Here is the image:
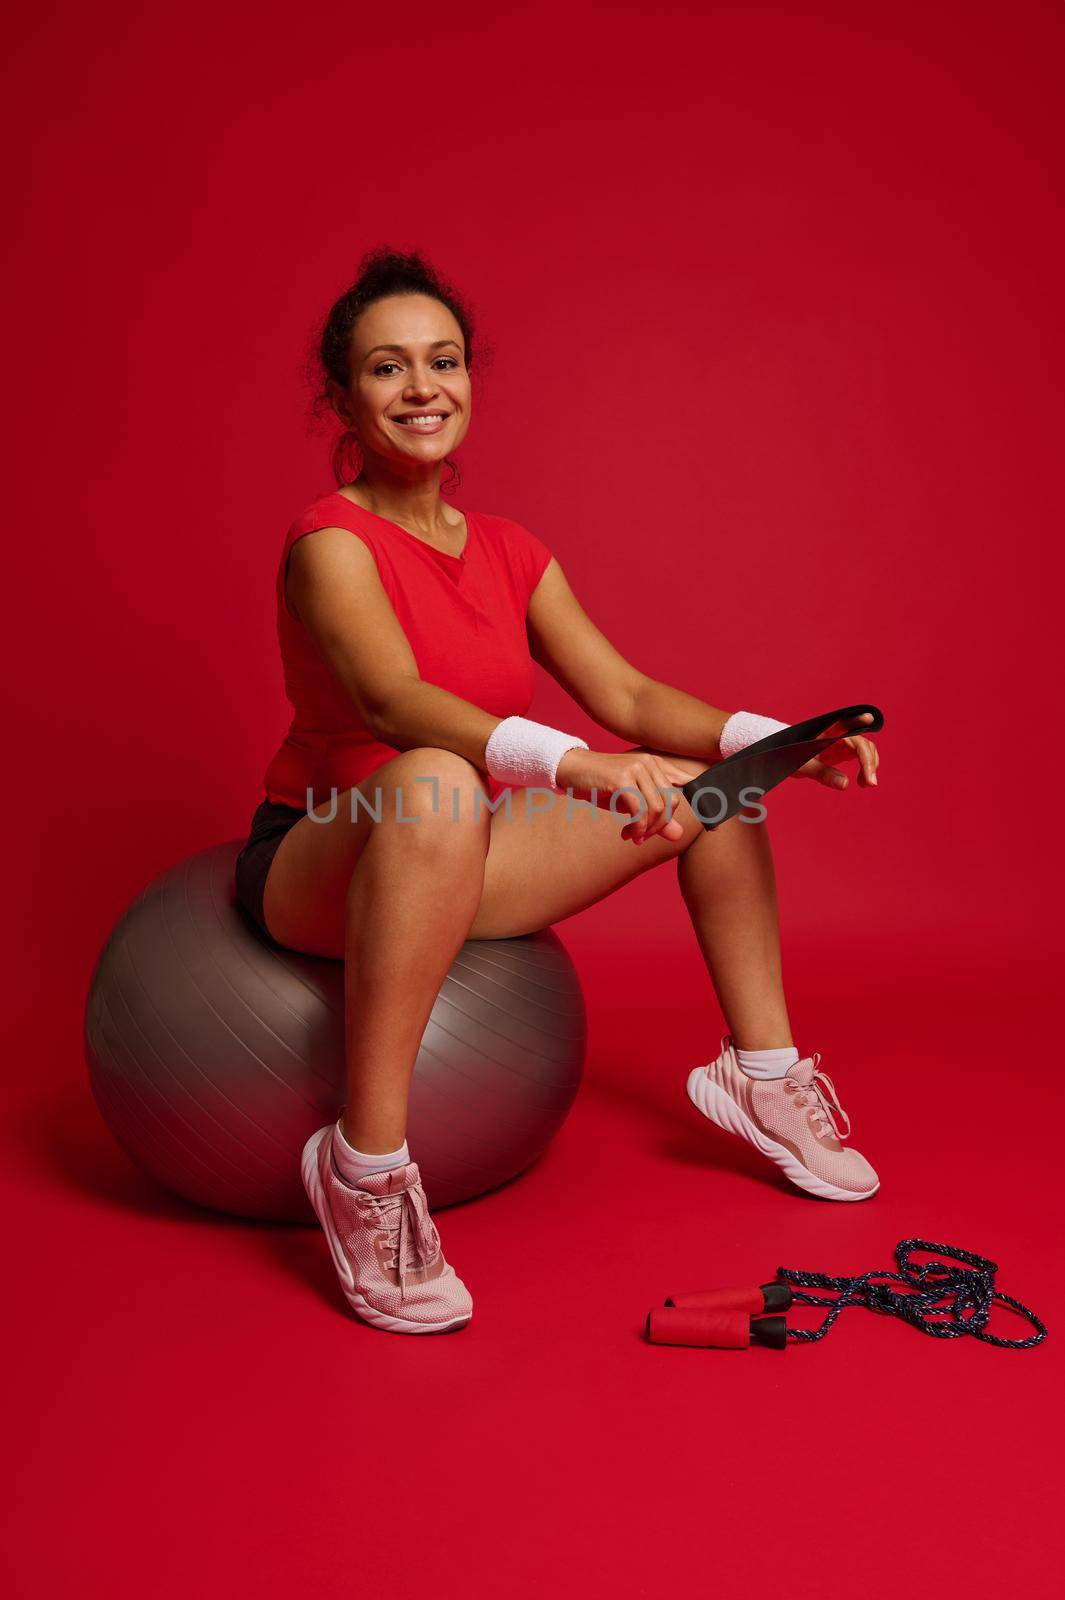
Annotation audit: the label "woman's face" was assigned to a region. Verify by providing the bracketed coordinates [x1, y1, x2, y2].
[336, 293, 472, 471]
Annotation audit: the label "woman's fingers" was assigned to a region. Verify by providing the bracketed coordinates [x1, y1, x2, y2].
[612, 761, 651, 841]
[847, 713, 878, 784]
[854, 735, 879, 786]
[643, 757, 685, 842]
[818, 732, 880, 786]
[619, 756, 682, 844]
[620, 761, 664, 843]
[797, 757, 848, 788]
[800, 745, 880, 791]
[608, 726, 882, 837]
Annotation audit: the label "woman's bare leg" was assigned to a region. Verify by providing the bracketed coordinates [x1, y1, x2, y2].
[340, 758, 490, 1151]
[674, 816, 794, 1050]
[261, 749, 491, 1152]
[468, 748, 795, 1050]
[261, 742, 795, 1154]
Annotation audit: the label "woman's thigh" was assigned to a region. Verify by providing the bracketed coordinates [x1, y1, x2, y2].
[262, 742, 722, 953]
[261, 747, 491, 957]
[468, 746, 711, 939]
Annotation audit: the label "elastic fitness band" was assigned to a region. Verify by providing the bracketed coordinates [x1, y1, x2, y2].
[646, 1239, 1048, 1351]
[680, 703, 886, 829]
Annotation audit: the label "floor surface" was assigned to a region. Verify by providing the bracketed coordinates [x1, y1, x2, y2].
[7, 899, 1061, 1599]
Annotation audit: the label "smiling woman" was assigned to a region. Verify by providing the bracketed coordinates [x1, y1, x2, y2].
[313, 251, 477, 490]
[232, 244, 883, 1336]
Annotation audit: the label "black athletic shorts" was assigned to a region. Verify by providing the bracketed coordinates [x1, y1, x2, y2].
[233, 797, 305, 941]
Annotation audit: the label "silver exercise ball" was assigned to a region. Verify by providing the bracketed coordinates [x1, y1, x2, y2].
[84, 841, 587, 1219]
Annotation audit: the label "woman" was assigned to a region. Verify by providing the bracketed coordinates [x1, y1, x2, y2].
[234, 248, 881, 1337]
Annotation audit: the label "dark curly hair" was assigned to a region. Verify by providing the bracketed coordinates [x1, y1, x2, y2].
[312, 246, 480, 492]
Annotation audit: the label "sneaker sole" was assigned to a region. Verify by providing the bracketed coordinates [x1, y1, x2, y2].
[685, 1068, 879, 1203]
[300, 1128, 473, 1334]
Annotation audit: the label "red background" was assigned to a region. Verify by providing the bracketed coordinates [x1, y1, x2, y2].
[6, 1, 1064, 1595]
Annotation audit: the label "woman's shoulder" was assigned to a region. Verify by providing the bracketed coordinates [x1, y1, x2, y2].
[473, 508, 546, 545]
[276, 493, 385, 597]
[280, 492, 390, 569]
[473, 506, 528, 525]
[287, 488, 367, 535]
[474, 510, 553, 589]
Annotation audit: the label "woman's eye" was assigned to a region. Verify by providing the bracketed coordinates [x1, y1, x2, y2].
[373, 356, 459, 376]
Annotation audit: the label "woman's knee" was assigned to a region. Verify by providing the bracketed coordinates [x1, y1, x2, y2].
[371, 747, 492, 836]
[625, 745, 775, 855]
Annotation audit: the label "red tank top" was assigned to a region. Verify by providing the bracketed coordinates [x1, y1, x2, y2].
[262, 490, 553, 810]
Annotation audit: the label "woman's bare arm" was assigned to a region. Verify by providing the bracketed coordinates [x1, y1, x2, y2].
[286, 528, 503, 767]
[527, 557, 734, 759]
[288, 529, 736, 779]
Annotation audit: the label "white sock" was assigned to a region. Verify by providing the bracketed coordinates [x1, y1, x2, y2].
[735, 1044, 800, 1080]
[332, 1120, 410, 1188]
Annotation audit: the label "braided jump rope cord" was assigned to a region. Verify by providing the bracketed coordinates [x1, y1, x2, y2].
[680, 704, 885, 832]
[776, 1239, 1048, 1348]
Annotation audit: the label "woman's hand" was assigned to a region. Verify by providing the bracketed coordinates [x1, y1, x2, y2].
[554, 748, 696, 844]
[793, 711, 880, 791]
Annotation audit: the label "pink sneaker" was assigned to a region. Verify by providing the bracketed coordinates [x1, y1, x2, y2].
[300, 1126, 473, 1333]
[686, 1033, 880, 1201]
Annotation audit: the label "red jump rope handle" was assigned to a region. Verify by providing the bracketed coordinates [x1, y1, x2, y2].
[663, 1282, 793, 1314]
[646, 1307, 787, 1350]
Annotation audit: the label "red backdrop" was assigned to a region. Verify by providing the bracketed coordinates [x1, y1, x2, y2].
[6, 2, 1063, 1595]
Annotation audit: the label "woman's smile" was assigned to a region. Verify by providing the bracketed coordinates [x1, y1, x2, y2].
[391, 411, 450, 434]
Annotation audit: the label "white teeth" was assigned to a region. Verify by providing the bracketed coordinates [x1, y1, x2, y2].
[397, 414, 445, 427]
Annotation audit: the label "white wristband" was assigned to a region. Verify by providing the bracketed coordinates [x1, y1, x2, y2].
[484, 716, 589, 791]
[718, 710, 789, 760]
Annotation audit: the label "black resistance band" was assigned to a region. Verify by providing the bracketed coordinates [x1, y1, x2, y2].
[680, 704, 886, 830]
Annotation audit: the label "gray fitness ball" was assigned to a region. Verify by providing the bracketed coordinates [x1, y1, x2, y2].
[84, 841, 587, 1220]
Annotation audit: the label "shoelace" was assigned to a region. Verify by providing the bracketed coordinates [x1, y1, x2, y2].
[722, 1034, 853, 1142]
[358, 1185, 440, 1290]
[787, 1054, 852, 1142]
[778, 1239, 1048, 1347]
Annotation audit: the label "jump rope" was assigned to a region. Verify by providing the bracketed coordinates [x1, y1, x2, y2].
[649, 708, 1048, 1353]
[646, 1239, 1048, 1351]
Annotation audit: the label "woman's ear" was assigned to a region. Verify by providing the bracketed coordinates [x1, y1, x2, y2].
[327, 378, 355, 429]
